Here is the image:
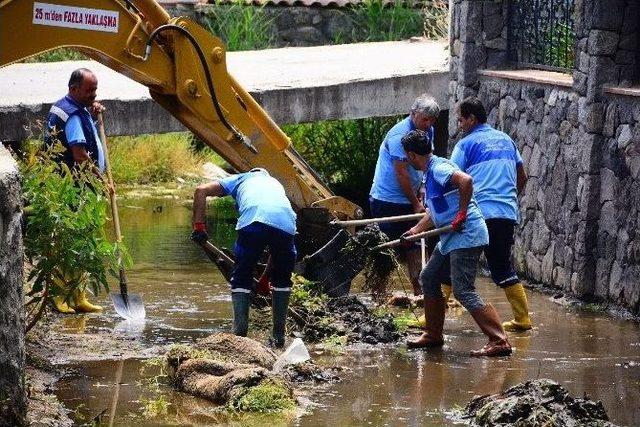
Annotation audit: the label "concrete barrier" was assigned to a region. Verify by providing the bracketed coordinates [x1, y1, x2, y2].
[0, 40, 448, 141]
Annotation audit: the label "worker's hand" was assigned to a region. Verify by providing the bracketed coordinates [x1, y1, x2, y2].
[190, 222, 208, 243]
[256, 274, 271, 296]
[90, 101, 105, 117]
[400, 229, 417, 248]
[451, 210, 467, 232]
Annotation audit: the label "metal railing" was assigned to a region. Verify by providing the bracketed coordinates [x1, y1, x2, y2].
[507, 0, 576, 72]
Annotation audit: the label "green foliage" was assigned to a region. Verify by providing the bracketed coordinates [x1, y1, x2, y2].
[141, 394, 170, 418]
[230, 379, 295, 412]
[24, 48, 87, 63]
[350, 0, 425, 42]
[203, 0, 276, 51]
[284, 116, 403, 211]
[290, 274, 325, 310]
[21, 142, 120, 323]
[421, 0, 449, 40]
[392, 310, 419, 332]
[547, 23, 575, 70]
[107, 132, 219, 185]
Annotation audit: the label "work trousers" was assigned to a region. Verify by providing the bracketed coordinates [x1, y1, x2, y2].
[484, 218, 519, 288]
[230, 222, 296, 293]
[421, 245, 485, 312]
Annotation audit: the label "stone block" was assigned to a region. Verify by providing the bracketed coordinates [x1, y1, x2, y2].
[616, 228, 629, 261]
[484, 37, 506, 51]
[595, 257, 613, 298]
[459, 0, 483, 42]
[577, 51, 590, 73]
[485, 50, 507, 69]
[581, 101, 605, 134]
[526, 251, 542, 282]
[482, 13, 504, 40]
[599, 167, 617, 202]
[617, 124, 633, 149]
[615, 49, 637, 65]
[542, 242, 555, 284]
[458, 42, 486, 86]
[621, 266, 640, 313]
[483, 1, 503, 17]
[588, 56, 619, 97]
[587, 30, 619, 56]
[573, 71, 587, 96]
[622, 1, 640, 33]
[618, 32, 639, 51]
[598, 200, 618, 236]
[591, 0, 625, 31]
[603, 103, 618, 137]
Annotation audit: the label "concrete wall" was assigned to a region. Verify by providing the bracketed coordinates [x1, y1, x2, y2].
[450, 0, 640, 314]
[0, 144, 26, 426]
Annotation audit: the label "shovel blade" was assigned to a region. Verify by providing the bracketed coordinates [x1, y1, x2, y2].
[110, 293, 146, 320]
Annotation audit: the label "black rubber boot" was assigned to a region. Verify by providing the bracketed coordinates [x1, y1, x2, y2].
[231, 292, 251, 337]
[271, 291, 290, 348]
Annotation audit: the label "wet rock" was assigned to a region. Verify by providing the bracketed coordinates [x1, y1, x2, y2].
[462, 379, 616, 426]
[194, 333, 277, 369]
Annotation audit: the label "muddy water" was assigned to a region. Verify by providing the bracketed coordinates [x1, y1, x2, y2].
[53, 197, 640, 426]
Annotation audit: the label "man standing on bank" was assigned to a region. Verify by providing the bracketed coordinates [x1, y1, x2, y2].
[44, 67, 106, 314]
[451, 97, 532, 332]
[191, 168, 296, 348]
[401, 130, 512, 357]
[369, 94, 440, 295]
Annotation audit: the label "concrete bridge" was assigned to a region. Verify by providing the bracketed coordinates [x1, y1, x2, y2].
[0, 39, 448, 141]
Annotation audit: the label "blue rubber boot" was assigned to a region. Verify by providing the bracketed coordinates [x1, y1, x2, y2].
[231, 292, 251, 337]
[271, 291, 290, 348]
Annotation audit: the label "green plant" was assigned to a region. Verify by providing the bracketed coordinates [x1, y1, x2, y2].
[350, 0, 424, 42]
[107, 132, 218, 185]
[141, 394, 170, 418]
[24, 48, 87, 63]
[203, 0, 276, 51]
[284, 116, 402, 211]
[230, 380, 295, 412]
[392, 310, 419, 332]
[547, 23, 575, 70]
[21, 142, 121, 331]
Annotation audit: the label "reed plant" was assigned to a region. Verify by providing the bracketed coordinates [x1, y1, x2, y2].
[202, 0, 276, 51]
[351, 0, 424, 42]
[107, 132, 220, 184]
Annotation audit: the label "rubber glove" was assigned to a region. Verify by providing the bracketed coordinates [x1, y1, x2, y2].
[190, 222, 208, 243]
[451, 210, 467, 232]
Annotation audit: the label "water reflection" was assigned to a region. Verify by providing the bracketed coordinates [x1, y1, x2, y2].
[53, 198, 640, 426]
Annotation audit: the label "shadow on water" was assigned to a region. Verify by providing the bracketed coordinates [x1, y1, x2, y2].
[53, 197, 640, 426]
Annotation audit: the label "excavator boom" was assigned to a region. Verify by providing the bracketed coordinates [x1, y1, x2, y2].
[0, 0, 363, 221]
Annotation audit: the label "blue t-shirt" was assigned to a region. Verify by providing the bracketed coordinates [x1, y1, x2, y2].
[370, 116, 434, 204]
[219, 169, 297, 235]
[424, 156, 488, 254]
[450, 124, 523, 222]
[65, 114, 105, 173]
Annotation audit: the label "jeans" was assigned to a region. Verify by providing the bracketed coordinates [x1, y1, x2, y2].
[421, 245, 485, 312]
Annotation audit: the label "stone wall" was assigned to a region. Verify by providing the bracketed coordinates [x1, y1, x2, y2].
[181, 4, 424, 47]
[450, 0, 640, 314]
[0, 144, 26, 425]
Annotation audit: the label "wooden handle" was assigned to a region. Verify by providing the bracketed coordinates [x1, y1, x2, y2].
[331, 212, 426, 227]
[373, 225, 454, 251]
[97, 112, 122, 243]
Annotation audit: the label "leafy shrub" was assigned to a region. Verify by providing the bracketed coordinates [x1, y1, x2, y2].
[284, 116, 403, 212]
[203, 0, 276, 51]
[21, 142, 120, 330]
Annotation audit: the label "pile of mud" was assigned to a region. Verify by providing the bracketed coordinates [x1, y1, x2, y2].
[287, 292, 401, 344]
[461, 379, 616, 426]
[165, 333, 339, 411]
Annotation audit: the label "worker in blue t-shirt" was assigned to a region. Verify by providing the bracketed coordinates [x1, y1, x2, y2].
[42, 68, 107, 314]
[401, 130, 511, 357]
[191, 168, 297, 348]
[369, 94, 440, 296]
[451, 97, 532, 332]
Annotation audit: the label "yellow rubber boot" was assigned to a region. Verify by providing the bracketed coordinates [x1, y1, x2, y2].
[502, 283, 532, 331]
[412, 284, 453, 328]
[52, 296, 76, 314]
[72, 289, 103, 313]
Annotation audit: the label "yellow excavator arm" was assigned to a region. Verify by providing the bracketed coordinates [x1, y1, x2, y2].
[0, 0, 363, 220]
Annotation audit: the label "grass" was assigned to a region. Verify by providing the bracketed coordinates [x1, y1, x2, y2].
[107, 132, 224, 185]
[203, 0, 276, 51]
[24, 48, 87, 63]
[231, 379, 295, 412]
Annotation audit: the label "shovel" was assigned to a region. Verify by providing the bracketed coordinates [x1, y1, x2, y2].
[97, 112, 146, 320]
[373, 225, 454, 251]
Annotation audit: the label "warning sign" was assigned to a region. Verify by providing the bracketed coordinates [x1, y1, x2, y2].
[33, 2, 119, 33]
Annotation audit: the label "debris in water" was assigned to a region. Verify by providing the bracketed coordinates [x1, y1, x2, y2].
[460, 379, 616, 426]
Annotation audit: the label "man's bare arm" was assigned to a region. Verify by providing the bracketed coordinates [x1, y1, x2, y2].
[516, 164, 527, 195]
[393, 160, 425, 213]
[192, 182, 225, 224]
[450, 171, 473, 212]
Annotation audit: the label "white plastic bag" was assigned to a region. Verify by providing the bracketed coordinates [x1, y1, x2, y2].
[273, 338, 310, 372]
